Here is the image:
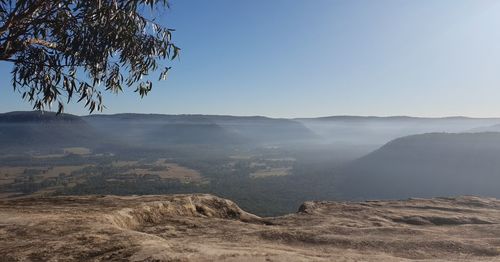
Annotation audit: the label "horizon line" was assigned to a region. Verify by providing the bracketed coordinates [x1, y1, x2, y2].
[2, 110, 500, 120]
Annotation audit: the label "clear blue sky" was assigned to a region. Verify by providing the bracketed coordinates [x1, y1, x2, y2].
[1, 0, 500, 117]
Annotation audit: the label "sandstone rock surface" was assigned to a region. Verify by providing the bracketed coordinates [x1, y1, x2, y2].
[2, 194, 500, 261]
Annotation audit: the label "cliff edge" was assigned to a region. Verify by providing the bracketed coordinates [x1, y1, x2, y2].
[1, 194, 500, 261]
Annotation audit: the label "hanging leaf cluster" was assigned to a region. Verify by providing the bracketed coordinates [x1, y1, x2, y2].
[0, 0, 180, 113]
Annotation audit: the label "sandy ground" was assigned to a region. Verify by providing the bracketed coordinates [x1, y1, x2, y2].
[1, 194, 500, 261]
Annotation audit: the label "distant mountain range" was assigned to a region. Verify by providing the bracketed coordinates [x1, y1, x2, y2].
[2, 111, 500, 156]
[0, 111, 102, 151]
[337, 132, 500, 200]
[83, 113, 317, 147]
[0, 111, 318, 151]
[0, 111, 82, 123]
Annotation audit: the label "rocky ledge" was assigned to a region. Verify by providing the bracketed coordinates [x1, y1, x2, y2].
[1, 194, 500, 261]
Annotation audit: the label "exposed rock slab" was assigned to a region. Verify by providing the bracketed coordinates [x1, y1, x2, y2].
[2, 194, 500, 261]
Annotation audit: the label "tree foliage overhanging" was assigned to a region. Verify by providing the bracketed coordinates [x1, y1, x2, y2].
[0, 0, 180, 113]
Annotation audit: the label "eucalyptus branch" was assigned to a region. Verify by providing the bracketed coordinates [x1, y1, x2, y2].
[0, 0, 178, 113]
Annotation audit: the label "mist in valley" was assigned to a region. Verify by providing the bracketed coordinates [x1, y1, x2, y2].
[2, 111, 500, 216]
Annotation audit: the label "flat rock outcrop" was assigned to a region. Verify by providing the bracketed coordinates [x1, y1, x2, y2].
[2, 194, 500, 261]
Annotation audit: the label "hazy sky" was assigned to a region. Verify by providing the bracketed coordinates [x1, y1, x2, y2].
[1, 0, 500, 117]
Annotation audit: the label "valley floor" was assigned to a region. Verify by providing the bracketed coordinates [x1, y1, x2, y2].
[1, 194, 500, 261]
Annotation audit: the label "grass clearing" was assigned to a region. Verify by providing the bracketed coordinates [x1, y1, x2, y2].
[63, 147, 91, 155]
[124, 163, 201, 182]
[0, 165, 91, 182]
[250, 167, 292, 178]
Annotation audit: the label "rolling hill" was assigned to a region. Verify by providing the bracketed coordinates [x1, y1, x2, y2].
[338, 132, 500, 200]
[83, 114, 317, 147]
[0, 111, 103, 152]
[0, 112, 318, 151]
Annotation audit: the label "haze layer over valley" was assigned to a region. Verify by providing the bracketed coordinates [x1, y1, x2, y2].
[2, 111, 500, 216]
